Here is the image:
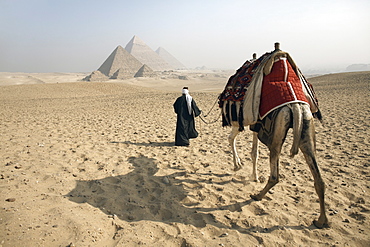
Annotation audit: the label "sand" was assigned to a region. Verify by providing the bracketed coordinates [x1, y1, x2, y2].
[0, 71, 369, 246]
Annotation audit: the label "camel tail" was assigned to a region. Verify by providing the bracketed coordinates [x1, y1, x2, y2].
[290, 103, 303, 157]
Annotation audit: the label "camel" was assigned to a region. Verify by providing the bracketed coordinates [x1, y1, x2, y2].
[220, 43, 328, 228]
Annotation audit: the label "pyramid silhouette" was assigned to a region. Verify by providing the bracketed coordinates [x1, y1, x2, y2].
[111, 68, 135, 79]
[82, 70, 108, 81]
[97, 45, 143, 78]
[156, 47, 186, 69]
[125, 36, 173, 71]
[134, 64, 156, 77]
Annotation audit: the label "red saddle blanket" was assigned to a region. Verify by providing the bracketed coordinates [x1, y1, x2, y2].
[259, 57, 309, 119]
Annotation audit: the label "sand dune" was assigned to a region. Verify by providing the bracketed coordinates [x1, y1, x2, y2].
[0, 71, 369, 246]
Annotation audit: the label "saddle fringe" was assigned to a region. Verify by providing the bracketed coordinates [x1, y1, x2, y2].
[221, 101, 244, 131]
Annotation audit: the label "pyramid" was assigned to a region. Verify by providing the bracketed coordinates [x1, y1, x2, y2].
[156, 47, 186, 69]
[97, 45, 143, 78]
[134, 64, 156, 77]
[83, 70, 108, 81]
[125, 36, 173, 71]
[111, 68, 135, 79]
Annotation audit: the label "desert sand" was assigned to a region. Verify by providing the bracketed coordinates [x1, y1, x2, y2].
[0, 71, 369, 246]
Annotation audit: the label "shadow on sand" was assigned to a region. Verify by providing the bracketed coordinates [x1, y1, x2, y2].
[110, 141, 175, 147]
[66, 155, 316, 237]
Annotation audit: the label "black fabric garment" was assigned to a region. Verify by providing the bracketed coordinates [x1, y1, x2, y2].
[173, 95, 201, 146]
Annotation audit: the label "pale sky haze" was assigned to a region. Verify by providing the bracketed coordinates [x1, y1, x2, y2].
[0, 0, 369, 73]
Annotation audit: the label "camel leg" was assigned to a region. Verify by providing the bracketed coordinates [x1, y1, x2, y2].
[250, 144, 281, 200]
[300, 109, 328, 228]
[302, 149, 328, 228]
[251, 132, 259, 182]
[228, 125, 244, 171]
[251, 107, 290, 200]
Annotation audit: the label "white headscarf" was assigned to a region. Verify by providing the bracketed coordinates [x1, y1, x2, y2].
[182, 88, 193, 115]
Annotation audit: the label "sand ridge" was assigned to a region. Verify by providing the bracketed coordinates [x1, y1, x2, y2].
[0, 71, 369, 246]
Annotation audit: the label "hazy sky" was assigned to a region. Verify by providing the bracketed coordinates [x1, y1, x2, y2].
[1, 0, 369, 73]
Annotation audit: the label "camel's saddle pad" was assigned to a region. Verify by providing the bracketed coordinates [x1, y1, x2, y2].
[259, 57, 309, 119]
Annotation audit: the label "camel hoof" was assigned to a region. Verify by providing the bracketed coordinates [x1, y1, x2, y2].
[233, 166, 242, 172]
[233, 162, 244, 172]
[250, 194, 262, 201]
[313, 220, 329, 229]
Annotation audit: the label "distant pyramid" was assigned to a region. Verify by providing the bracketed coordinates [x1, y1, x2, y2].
[125, 35, 173, 71]
[134, 64, 156, 77]
[82, 70, 108, 81]
[111, 68, 135, 79]
[97, 45, 143, 78]
[156, 47, 186, 69]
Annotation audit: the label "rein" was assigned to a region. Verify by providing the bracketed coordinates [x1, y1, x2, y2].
[198, 96, 221, 124]
[199, 113, 222, 124]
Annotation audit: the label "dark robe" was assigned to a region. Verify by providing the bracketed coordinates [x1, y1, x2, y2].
[173, 95, 201, 146]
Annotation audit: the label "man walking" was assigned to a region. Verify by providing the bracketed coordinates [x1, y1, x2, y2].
[173, 87, 201, 146]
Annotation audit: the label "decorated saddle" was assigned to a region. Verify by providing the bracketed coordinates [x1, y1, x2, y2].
[219, 53, 270, 105]
[219, 48, 321, 129]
